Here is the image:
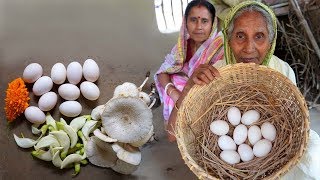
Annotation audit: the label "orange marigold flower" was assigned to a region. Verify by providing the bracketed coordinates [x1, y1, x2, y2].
[5, 77, 30, 122]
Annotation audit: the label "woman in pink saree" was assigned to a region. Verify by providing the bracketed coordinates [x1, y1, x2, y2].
[154, 0, 224, 127]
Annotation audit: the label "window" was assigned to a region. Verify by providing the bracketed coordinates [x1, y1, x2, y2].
[154, 0, 192, 33]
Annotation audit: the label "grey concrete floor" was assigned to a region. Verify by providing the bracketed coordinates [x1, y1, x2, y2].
[0, 0, 319, 180]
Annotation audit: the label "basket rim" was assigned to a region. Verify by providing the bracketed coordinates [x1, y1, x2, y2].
[175, 63, 310, 179]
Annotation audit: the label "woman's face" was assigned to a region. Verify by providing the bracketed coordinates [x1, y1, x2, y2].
[186, 6, 212, 44]
[229, 11, 271, 65]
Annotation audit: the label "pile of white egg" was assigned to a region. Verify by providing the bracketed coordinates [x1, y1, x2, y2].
[22, 59, 100, 124]
[210, 107, 277, 165]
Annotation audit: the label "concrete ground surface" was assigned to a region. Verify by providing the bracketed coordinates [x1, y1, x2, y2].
[0, 0, 319, 180]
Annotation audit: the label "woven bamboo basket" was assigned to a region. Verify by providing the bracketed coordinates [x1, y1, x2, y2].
[175, 63, 310, 179]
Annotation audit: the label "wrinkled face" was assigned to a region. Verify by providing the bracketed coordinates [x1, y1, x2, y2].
[229, 11, 271, 64]
[186, 6, 212, 44]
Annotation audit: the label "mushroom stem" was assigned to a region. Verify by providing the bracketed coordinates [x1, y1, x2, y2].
[149, 83, 156, 95]
[148, 98, 157, 109]
[138, 71, 150, 91]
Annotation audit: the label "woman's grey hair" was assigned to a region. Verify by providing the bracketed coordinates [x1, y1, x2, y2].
[227, 4, 274, 43]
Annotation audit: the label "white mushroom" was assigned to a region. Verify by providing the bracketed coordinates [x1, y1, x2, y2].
[101, 96, 153, 143]
[86, 136, 117, 168]
[113, 71, 150, 98]
[111, 143, 141, 175]
[130, 125, 154, 147]
[113, 82, 139, 98]
[93, 129, 117, 143]
[91, 104, 105, 120]
[139, 92, 151, 105]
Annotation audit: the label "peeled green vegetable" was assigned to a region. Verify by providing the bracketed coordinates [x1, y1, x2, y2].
[49, 130, 70, 157]
[46, 113, 57, 130]
[13, 134, 38, 148]
[57, 122, 78, 148]
[32, 149, 53, 161]
[70, 115, 90, 132]
[61, 153, 86, 169]
[34, 134, 60, 150]
[82, 120, 99, 141]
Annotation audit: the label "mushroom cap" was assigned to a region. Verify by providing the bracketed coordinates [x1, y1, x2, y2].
[93, 129, 117, 143]
[111, 143, 141, 175]
[86, 136, 117, 168]
[116, 144, 141, 166]
[91, 104, 105, 120]
[113, 82, 139, 98]
[130, 125, 154, 147]
[101, 96, 153, 143]
[139, 91, 151, 105]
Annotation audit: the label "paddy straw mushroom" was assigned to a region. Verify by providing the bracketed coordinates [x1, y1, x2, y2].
[101, 96, 153, 143]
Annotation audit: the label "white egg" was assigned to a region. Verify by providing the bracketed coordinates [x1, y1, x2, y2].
[238, 144, 254, 162]
[210, 120, 229, 136]
[22, 63, 43, 83]
[241, 110, 260, 125]
[80, 81, 100, 101]
[253, 139, 272, 157]
[38, 92, 58, 111]
[59, 101, 82, 117]
[58, 83, 80, 100]
[83, 59, 100, 82]
[233, 124, 248, 145]
[227, 106, 241, 126]
[218, 135, 237, 151]
[220, 150, 240, 165]
[248, 125, 262, 145]
[51, 63, 67, 84]
[32, 76, 53, 96]
[67, 61, 82, 84]
[24, 106, 46, 124]
[261, 122, 277, 141]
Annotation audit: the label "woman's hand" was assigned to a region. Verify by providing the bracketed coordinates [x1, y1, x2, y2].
[190, 64, 220, 85]
[168, 88, 181, 103]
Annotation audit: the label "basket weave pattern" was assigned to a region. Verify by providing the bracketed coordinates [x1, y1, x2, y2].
[176, 63, 309, 179]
